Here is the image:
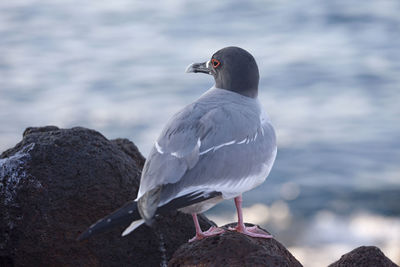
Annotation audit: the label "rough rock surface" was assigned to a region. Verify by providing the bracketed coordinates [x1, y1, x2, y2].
[168, 223, 302, 267]
[0, 126, 213, 267]
[329, 246, 398, 267]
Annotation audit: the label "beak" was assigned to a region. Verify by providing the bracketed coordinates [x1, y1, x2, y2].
[185, 61, 211, 74]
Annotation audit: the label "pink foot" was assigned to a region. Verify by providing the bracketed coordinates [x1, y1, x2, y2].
[228, 224, 273, 239]
[189, 226, 225, 242]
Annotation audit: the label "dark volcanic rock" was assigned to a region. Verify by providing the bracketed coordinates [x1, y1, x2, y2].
[0, 126, 213, 267]
[329, 246, 398, 267]
[168, 223, 302, 267]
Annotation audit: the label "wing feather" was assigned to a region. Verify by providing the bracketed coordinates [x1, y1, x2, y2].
[136, 88, 276, 211]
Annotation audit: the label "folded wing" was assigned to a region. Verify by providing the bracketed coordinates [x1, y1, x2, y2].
[136, 93, 276, 219]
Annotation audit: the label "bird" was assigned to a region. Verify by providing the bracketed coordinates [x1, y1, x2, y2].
[78, 46, 277, 242]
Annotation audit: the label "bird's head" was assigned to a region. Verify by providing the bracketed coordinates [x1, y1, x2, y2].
[186, 46, 259, 98]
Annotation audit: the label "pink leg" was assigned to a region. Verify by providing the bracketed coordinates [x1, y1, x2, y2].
[189, 213, 225, 242]
[228, 195, 273, 238]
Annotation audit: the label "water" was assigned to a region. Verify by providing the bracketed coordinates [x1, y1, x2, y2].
[1, 0, 400, 265]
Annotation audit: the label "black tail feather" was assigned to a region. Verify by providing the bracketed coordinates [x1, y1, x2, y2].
[77, 200, 140, 241]
[77, 190, 222, 241]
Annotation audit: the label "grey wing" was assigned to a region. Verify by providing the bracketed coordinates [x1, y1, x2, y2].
[136, 104, 205, 200]
[157, 105, 277, 207]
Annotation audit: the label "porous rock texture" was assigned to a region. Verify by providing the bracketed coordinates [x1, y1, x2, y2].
[168, 223, 303, 267]
[329, 246, 398, 267]
[0, 126, 213, 267]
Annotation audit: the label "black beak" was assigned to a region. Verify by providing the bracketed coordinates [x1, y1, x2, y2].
[185, 61, 212, 74]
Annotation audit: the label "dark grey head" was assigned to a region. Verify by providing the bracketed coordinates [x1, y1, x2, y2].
[186, 46, 259, 98]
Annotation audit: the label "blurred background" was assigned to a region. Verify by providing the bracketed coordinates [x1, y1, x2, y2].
[1, 0, 399, 265]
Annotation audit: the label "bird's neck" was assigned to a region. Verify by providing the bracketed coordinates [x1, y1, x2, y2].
[215, 83, 258, 98]
[231, 87, 258, 98]
[215, 73, 259, 99]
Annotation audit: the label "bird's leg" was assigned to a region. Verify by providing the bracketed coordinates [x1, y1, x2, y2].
[189, 213, 225, 242]
[228, 195, 273, 238]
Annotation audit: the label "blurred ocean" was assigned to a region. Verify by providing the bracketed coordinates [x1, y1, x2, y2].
[1, 0, 399, 265]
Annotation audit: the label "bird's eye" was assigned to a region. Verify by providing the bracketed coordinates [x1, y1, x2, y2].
[211, 59, 221, 68]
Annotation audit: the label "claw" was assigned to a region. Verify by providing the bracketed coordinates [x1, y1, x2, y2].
[189, 226, 225, 242]
[228, 224, 273, 239]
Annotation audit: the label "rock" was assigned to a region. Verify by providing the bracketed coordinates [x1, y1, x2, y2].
[3, 126, 394, 267]
[329, 246, 398, 267]
[168, 223, 302, 267]
[0, 126, 213, 267]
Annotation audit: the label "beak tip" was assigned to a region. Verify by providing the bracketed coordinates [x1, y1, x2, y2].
[185, 63, 195, 73]
[185, 62, 211, 74]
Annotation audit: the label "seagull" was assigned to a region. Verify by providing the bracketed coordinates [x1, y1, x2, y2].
[78, 46, 277, 242]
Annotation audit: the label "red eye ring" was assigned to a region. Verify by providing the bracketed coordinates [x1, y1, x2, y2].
[211, 58, 221, 68]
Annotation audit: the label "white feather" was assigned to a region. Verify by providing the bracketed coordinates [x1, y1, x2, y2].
[199, 139, 236, 155]
[155, 141, 164, 154]
[121, 219, 145, 237]
[237, 138, 247, 144]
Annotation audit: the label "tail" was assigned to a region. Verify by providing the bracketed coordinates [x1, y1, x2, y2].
[77, 190, 223, 241]
[77, 200, 143, 241]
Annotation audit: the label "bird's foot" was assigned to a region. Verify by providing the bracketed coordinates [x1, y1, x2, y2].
[188, 226, 225, 242]
[228, 224, 273, 239]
